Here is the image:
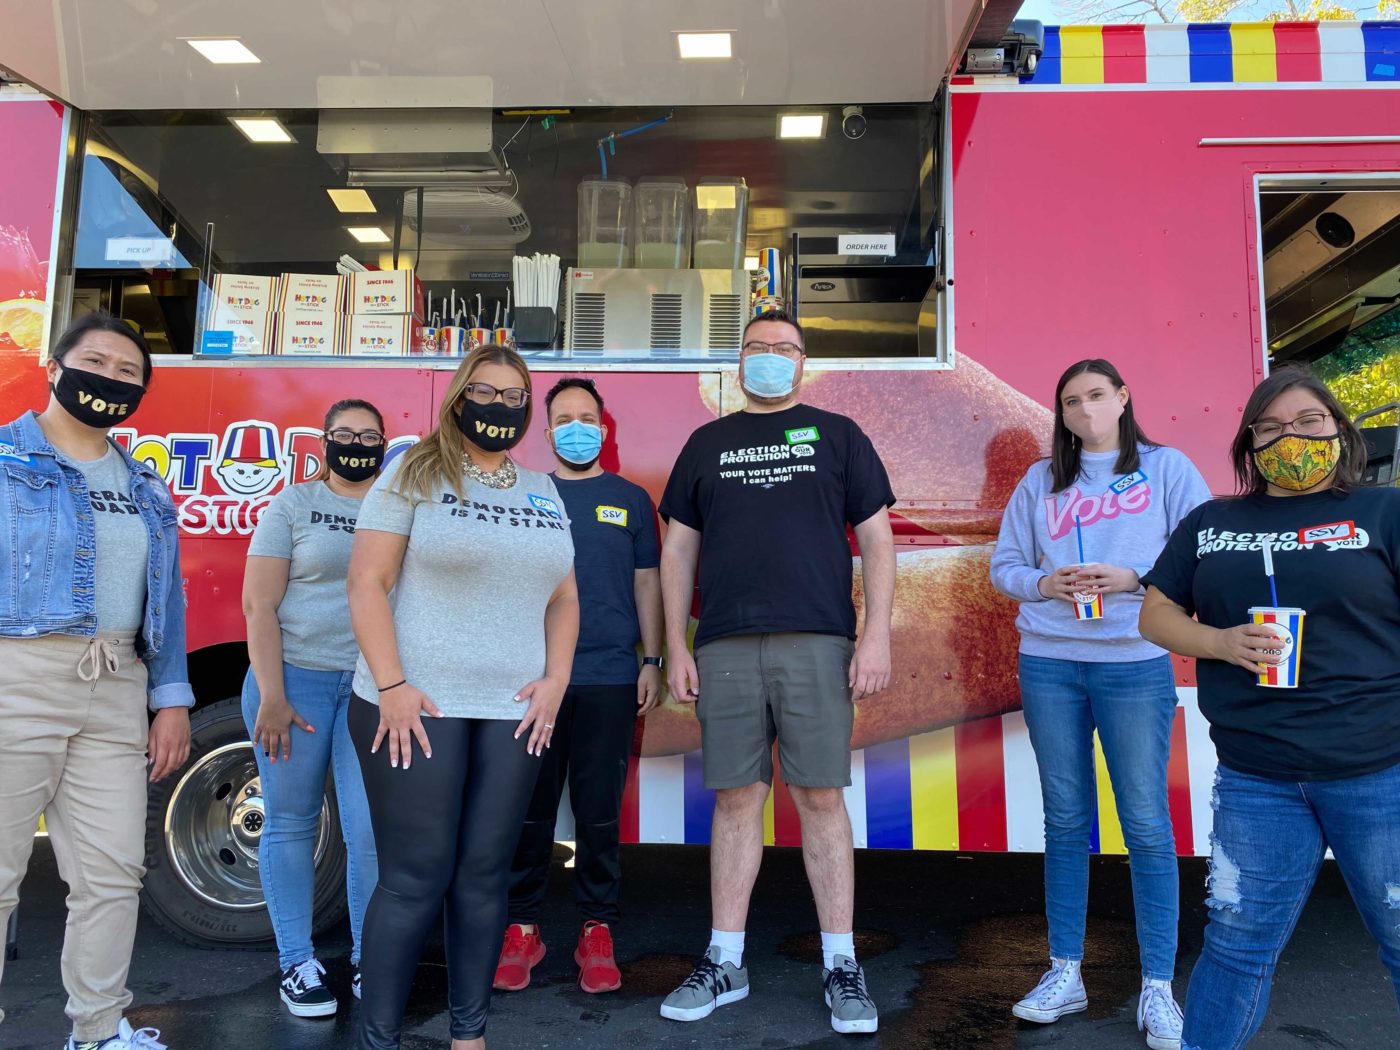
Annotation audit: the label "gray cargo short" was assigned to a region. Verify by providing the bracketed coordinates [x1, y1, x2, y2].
[694, 632, 856, 790]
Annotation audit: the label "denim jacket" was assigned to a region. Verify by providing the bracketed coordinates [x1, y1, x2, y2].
[0, 411, 194, 709]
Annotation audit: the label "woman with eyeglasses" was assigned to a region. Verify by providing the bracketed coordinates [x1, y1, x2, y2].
[346, 346, 578, 1050]
[241, 398, 387, 1018]
[1139, 366, 1400, 1049]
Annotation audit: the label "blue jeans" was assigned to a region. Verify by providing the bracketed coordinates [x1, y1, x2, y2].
[1018, 654, 1180, 980]
[242, 664, 377, 969]
[1181, 762, 1400, 1050]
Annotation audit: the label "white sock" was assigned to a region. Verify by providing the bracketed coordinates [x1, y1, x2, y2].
[709, 928, 745, 968]
[821, 930, 856, 970]
[1053, 956, 1080, 971]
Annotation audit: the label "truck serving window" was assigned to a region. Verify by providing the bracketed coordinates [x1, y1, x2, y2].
[68, 104, 947, 369]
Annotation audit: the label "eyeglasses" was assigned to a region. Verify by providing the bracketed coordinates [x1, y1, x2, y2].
[742, 340, 805, 358]
[1248, 412, 1333, 442]
[326, 428, 385, 446]
[464, 382, 530, 408]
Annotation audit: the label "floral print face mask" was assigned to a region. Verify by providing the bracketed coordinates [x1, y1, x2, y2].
[1252, 433, 1341, 491]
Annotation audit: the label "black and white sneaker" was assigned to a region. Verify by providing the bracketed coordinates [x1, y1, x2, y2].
[351, 962, 362, 1000]
[279, 958, 337, 1018]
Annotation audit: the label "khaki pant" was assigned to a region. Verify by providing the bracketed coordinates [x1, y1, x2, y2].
[0, 633, 149, 1041]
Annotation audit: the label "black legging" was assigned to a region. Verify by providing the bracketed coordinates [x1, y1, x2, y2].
[349, 696, 541, 1047]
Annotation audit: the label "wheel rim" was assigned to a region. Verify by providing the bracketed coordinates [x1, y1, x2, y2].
[163, 741, 334, 911]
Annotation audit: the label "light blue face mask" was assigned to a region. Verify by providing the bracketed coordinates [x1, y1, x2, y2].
[741, 353, 797, 399]
[551, 419, 604, 465]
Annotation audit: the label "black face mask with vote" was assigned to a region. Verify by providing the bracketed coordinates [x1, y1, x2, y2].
[324, 440, 383, 483]
[456, 399, 527, 452]
[51, 364, 146, 428]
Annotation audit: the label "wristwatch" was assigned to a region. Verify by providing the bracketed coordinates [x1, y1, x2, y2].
[642, 656, 664, 668]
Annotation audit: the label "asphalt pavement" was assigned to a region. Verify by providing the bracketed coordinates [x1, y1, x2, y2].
[3, 840, 1396, 1049]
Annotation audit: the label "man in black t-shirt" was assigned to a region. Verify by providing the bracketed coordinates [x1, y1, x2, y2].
[657, 312, 896, 1035]
[496, 377, 663, 997]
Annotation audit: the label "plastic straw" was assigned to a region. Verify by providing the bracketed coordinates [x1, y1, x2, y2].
[1074, 515, 1086, 564]
[1263, 544, 1279, 606]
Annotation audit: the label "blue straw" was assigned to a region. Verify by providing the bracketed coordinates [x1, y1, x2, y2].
[1074, 515, 1086, 564]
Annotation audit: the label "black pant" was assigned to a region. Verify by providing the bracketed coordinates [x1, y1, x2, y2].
[507, 683, 637, 926]
[349, 697, 541, 1047]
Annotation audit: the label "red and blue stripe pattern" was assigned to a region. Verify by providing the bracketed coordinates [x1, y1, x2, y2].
[1021, 22, 1400, 85]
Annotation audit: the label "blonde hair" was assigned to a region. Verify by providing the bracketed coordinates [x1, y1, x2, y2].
[392, 344, 533, 500]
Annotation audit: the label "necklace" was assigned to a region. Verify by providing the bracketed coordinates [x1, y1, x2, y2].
[462, 454, 517, 490]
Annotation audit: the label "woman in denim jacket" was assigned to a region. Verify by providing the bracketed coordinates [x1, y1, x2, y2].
[0, 312, 193, 1050]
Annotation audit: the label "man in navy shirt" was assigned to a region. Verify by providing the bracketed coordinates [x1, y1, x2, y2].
[495, 377, 663, 996]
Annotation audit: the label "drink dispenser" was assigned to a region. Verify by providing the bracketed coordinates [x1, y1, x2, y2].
[633, 177, 690, 269]
[577, 178, 633, 268]
[692, 177, 749, 269]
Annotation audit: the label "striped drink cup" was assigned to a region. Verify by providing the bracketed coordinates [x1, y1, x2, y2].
[1070, 565, 1104, 621]
[1249, 606, 1305, 688]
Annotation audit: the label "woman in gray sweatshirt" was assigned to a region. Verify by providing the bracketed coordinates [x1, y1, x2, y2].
[990, 359, 1210, 1050]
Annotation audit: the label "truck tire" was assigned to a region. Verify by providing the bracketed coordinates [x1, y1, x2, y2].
[140, 697, 350, 949]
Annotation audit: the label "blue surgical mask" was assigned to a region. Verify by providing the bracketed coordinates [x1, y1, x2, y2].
[551, 420, 604, 465]
[741, 353, 797, 399]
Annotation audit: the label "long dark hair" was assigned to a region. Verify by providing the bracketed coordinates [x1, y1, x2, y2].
[1050, 359, 1157, 492]
[1229, 365, 1366, 496]
[312, 398, 385, 482]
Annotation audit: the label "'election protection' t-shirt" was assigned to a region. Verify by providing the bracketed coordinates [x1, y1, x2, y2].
[551, 472, 660, 686]
[247, 481, 364, 672]
[660, 404, 895, 649]
[351, 457, 575, 719]
[1142, 487, 1400, 781]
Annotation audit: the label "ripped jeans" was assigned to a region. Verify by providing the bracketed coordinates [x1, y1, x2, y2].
[1182, 761, 1400, 1050]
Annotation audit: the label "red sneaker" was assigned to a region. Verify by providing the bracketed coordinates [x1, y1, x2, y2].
[574, 921, 622, 994]
[493, 924, 546, 991]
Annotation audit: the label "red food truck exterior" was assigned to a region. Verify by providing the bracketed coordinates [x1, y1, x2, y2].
[1, 20, 1397, 946]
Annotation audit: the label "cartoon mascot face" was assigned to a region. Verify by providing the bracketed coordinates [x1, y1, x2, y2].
[214, 422, 282, 497]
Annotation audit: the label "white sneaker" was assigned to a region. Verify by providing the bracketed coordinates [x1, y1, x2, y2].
[1138, 979, 1183, 1050]
[1011, 958, 1088, 1023]
[67, 1018, 169, 1049]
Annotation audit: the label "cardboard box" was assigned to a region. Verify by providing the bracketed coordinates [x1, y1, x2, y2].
[207, 304, 276, 355]
[276, 312, 346, 356]
[350, 270, 425, 320]
[278, 273, 346, 317]
[347, 314, 421, 357]
[211, 274, 278, 318]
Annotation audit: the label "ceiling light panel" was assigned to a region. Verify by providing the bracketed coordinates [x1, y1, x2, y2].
[231, 117, 293, 143]
[327, 188, 376, 213]
[779, 113, 826, 139]
[677, 33, 732, 59]
[187, 39, 261, 64]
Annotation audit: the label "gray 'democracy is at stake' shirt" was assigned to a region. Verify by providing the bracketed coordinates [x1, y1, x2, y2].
[247, 480, 366, 671]
[989, 444, 1211, 662]
[62, 447, 149, 634]
[351, 456, 575, 719]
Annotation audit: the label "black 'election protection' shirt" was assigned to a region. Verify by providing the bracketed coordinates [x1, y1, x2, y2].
[1142, 486, 1400, 781]
[659, 405, 895, 649]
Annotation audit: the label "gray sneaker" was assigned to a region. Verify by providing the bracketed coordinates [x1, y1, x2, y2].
[659, 946, 749, 1021]
[823, 955, 879, 1034]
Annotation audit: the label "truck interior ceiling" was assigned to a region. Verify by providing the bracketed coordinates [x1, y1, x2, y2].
[73, 101, 941, 360]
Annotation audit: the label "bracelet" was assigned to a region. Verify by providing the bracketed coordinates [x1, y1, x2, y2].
[377, 679, 407, 693]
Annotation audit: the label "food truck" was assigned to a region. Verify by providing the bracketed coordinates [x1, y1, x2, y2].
[1, 3, 1397, 948]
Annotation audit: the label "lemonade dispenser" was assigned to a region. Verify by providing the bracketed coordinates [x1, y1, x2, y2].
[577, 178, 634, 268]
[633, 177, 690, 269]
[692, 177, 749, 269]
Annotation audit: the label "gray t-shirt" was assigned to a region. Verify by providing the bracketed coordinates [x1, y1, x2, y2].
[65, 447, 149, 634]
[247, 481, 364, 671]
[351, 457, 575, 719]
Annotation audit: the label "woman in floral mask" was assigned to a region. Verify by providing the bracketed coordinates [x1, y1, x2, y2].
[1140, 365, 1400, 1049]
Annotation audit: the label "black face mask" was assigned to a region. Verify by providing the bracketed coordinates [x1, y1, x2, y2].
[324, 440, 382, 483]
[51, 365, 146, 428]
[456, 400, 527, 452]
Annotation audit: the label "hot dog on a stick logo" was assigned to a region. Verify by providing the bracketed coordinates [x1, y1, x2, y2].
[106, 419, 416, 537]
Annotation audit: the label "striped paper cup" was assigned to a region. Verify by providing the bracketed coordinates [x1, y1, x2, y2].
[1249, 606, 1305, 688]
